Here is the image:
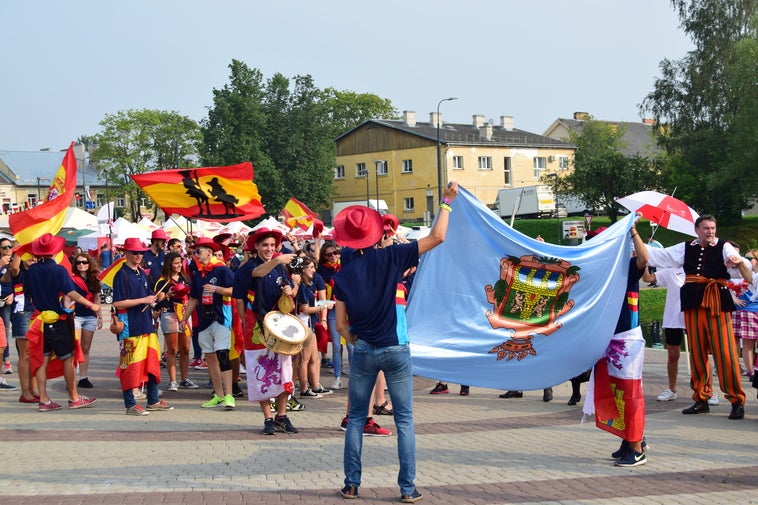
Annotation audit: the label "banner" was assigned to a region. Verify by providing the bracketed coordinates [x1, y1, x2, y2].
[9, 143, 77, 247]
[131, 162, 264, 223]
[407, 187, 635, 390]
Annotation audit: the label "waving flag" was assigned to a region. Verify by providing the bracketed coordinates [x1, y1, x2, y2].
[97, 257, 127, 287]
[281, 197, 318, 230]
[131, 162, 264, 223]
[10, 142, 77, 247]
[407, 187, 635, 391]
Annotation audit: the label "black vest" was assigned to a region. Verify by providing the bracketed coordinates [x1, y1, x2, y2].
[680, 240, 735, 312]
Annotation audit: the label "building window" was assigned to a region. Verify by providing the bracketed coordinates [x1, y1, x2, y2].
[356, 163, 366, 177]
[452, 156, 464, 170]
[401, 160, 413, 174]
[376, 161, 388, 176]
[335, 165, 345, 179]
[533, 157, 546, 179]
[504, 157, 512, 185]
[403, 197, 415, 211]
[27, 194, 37, 207]
[558, 156, 569, 170]
[96, 194, 104, 207]
[478, 156, 492, 170]
[116, 197, 125, 208]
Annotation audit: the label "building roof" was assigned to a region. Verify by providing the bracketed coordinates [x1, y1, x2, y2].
[0, 149, 105, 186]
[547, 118, 659, 157]
[338, 118, 575, 149]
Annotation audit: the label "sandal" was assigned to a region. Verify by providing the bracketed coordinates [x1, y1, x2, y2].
[372, 400, 393, 416]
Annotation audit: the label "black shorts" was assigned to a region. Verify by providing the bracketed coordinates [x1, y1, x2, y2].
[664, 328, 685, 347]
[43, 319, 75, 360]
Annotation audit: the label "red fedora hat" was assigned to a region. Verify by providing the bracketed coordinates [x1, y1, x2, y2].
[122, 237, 149, 252]
[31, 233, 65, 256]
[333, 206, 383, 249]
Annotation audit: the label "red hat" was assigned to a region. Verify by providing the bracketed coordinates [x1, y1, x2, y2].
[584, 227, 607, 240]
[194, 237, 221, 252]
[31, 233, 65, 256]
[212, 233, 232, 244]
[312, 219, 324, 238]
[247, 228, 283, 250]
[122, 237, 149, 252]
[151, 229, 169, 241]
[171, 282, 191, 298]
[333, 206, 383, 249]
[382, 214, 399, 235]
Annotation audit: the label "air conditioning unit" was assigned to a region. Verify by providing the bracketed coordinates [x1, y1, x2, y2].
[548, 155, 556, 162]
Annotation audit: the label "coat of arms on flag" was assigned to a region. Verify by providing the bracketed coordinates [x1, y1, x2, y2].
[485, 255, 580, 361]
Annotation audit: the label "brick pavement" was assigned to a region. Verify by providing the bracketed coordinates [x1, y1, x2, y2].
[1, 324, 756, 505]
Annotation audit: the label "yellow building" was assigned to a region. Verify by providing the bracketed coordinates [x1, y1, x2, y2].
[334, 111, 575, 223]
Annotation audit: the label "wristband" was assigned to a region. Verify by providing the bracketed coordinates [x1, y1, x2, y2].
[439, 203, 452, 212]
[441, 198, 453, 206]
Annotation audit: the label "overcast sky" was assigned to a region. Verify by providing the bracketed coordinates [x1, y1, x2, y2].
[1, 0, 693, 152]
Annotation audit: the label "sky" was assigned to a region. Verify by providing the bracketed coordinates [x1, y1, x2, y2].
[0, 1, 693, 152]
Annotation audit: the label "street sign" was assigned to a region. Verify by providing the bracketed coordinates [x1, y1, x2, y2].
[85, 201, 95, 209]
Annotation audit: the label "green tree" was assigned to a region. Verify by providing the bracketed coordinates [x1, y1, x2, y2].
[549, 118, 665, 222]
[90, 109, 201, 220]
[640, 0, 758, 222]
[321, 88, 397, 138]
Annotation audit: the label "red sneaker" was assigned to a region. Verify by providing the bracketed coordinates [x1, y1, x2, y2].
[38, 400, 62, 412]
[363, 417, 391, 436]
[68, 396, 97, 409]
[19, 395, 40, 404]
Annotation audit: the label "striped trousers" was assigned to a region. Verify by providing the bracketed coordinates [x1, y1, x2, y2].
[684, 307, 745, 406]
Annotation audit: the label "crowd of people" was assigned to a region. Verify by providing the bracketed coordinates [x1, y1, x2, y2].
[1, 190, 756, 501]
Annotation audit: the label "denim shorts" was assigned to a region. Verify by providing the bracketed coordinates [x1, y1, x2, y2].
[75, 315, 98, 333]
[11, 310, 31, 338]
[160, 311, 180, 334]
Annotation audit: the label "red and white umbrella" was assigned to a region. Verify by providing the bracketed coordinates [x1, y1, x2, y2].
[615, 191, 699, 237]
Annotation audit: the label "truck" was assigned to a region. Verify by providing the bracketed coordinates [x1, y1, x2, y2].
[493, 185, 556, 219]
[324, 199, 389, 225]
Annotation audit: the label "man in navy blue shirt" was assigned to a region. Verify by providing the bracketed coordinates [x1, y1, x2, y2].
[334, 182, 458, 503]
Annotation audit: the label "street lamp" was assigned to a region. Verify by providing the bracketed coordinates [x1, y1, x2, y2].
[373, 160, 383, 209]
[36, 177, 50, 205]
[436, 97, 458, 202]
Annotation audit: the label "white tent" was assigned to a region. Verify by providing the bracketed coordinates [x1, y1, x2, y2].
[61, 207, 99, 231]
[111, 217, 151, 245]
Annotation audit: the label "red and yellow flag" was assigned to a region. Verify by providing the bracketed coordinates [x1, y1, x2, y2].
[9, 142, 77, 247]
[281, 197, 317, 230]
[97, 257, 127, 287]
[131, 162, 264, 223]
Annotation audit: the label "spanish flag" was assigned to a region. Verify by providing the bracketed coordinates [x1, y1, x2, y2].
[281, 197, 318, 230]
[10, 143, 77, 248]
[97, 257, 127, 287]
[131, 162, 264, 223]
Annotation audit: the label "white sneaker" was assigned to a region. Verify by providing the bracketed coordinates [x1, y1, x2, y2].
[656, 388, 677, 401]
[331, 377, 343, 390]
[133, 389, 146, 400]
[708, 395, 720, 405]
[168, 381, 179, 392]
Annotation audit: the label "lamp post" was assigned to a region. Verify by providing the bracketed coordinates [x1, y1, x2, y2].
[436, 97, 458, 202]
[373, 160, 383, 210]
[36, 177, 50, 205]
[363, 166, 369, 207]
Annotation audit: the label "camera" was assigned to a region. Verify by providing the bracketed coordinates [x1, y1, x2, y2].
[289, 256, 305, 274]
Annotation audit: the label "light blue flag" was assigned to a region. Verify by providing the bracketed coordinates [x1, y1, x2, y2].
[407, 187, 636, 390]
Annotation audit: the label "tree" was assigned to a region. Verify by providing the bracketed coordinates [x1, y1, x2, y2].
[90, 109, 201, 220]
[549, 118, 666, 222]
[640, 0, 758, 222]
[201, 60, 397, 216]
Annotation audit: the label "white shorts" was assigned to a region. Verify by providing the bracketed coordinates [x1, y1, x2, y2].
[198, 321, 231, 353]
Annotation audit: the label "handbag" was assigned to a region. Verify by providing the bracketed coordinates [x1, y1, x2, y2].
[109, 306, 124, 335]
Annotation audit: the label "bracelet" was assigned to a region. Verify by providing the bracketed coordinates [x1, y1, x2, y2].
[630, 231, 639, 238]
[439, 203, 452, 212]
[440, 198, 453, 206]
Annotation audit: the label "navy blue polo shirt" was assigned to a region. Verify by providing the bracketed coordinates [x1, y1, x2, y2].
[333, 243, 418, 347]
[112, 264, 155, 338]
[25, 258, 77, 314]
[188, 264, 234, 331]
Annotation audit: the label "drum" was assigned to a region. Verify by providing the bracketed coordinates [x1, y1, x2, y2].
[262, 311, 308, 355]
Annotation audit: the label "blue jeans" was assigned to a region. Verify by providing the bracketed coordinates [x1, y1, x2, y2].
[344, 340, 415, 495]
[122, 373, 160, 408]
[328, 311, 353, 377]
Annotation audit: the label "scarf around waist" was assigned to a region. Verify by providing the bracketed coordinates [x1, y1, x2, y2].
[685, 274, 728, 315]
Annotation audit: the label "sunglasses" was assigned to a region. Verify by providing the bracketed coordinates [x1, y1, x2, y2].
[0, 245, 12, 250]
[326, 251, 340, 257]
[127, 251, 144, 256]
[75, 260, 89, 265]
[747, 256, 756, 261]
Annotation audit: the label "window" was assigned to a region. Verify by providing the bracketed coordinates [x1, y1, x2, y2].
[96, 194, 104, 207]
[559, 156, 569, 170]
[116, 197, 125, 208]
[403, 197, 415, 211]
[376, 161, 388, 176]
[452, 156, 464, 170]
[533, 157, 546, 179]
[335, 165, 345, 179]
[27, 194, 37, 207]
[503, 157, 512, 185]
[356, 162, 366, 177]
[401, 159, 413, 173]
[478, 156, 492, 170]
